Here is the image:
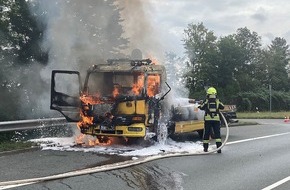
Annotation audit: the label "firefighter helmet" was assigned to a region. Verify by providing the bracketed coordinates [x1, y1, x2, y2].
[207, 87, 217, 95]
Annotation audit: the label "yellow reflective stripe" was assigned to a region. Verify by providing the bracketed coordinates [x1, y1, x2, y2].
[215, 139, 222, 142]
[203, 140, 209, 143]
[204, 115, 220, 121]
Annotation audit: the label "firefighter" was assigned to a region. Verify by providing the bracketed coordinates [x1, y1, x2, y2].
[198, 87, 224, 153]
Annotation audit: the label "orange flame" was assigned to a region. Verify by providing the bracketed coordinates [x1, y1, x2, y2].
[132, 75, 144, 95]
[130, 74, 160, 97]
[77, 107, 94, 128]
[78, 94, 104, 127]
[113, 85, 120, 97]
[147, 75, 160, 97]
[75, 134, 86, 145]
[80, 94, 104, 104]
[75, 134, 113, 147]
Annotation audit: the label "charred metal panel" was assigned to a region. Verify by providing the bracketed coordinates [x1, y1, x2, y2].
[50, 70, 81, 122]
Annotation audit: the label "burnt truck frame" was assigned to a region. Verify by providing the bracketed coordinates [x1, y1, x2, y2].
[51, 59, 178, 141]
[50, 58, 235, 142]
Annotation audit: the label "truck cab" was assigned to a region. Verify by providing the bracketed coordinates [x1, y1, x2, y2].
[50, 59, 169, 141]
[50, 58, 231, 143]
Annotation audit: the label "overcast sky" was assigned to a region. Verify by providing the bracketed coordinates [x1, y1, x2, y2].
[142, 0, 290, 56]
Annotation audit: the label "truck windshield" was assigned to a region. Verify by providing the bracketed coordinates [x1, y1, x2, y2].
[86, 72, 145, 97]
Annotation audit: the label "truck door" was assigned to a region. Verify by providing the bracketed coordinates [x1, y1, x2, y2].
[50, 70, 81, 122]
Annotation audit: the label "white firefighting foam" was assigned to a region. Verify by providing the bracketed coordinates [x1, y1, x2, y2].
[30, 137, 206, 157]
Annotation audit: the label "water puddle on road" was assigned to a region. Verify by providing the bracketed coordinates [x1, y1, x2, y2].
[107, 164, 186, 190]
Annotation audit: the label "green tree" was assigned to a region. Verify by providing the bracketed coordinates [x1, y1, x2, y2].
[0, 0, 46, 121]
[266, 37, 290, 91]
[215, 36, 242, 101]
[182, 22, 290, 110]
[183, 22, 218, 98]
[233, 27, 262, 92]
[234, 27, 261, 64]
[0, 0, 47, 64]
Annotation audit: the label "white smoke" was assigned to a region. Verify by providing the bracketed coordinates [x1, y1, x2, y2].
[26, 0, 130, 117]
[116, 0, 165, 61]
[24, 0, 189, 119]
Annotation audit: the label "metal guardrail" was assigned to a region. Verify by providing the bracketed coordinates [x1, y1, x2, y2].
[0, 118, 68, 132]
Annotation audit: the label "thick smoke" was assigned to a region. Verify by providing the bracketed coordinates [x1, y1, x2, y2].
[117, 1, 195, 119]
[116, 0, 164, 61]
[22, 0, 190, 119]
[36, 0, 125, 75]
[117, 1, 198, 121]
[26, 0, 129, 117]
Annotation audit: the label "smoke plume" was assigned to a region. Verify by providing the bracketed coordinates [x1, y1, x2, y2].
[22, 0, 182, 119]
[116, 0, 164, 60]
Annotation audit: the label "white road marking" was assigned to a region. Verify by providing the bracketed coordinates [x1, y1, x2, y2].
[0, 182, 35, 190]
[261, 176, 290, 190]
[227, 132, 290, 190]
[226, 132, 290, 145]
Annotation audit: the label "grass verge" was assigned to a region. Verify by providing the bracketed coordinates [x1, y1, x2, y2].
[237, 111, 290, 119]
[0, 141, 36, 152]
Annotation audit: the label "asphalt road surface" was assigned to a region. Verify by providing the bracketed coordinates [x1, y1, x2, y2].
[1, 119, 290, 190]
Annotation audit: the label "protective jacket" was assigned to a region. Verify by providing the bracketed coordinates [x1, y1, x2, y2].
[199, 95, 224, 121]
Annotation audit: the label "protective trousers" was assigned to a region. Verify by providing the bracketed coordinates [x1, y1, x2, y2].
[203, 120, 222, 153]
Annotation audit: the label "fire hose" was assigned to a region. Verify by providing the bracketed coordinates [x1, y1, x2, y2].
[0, 113, 229, 188]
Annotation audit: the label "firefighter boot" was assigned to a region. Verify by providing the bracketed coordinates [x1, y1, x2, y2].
[203, 143, 209, 152]
[216, 142, 222, 153]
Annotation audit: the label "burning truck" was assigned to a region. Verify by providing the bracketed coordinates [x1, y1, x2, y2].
[50, 58, 214, 143]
